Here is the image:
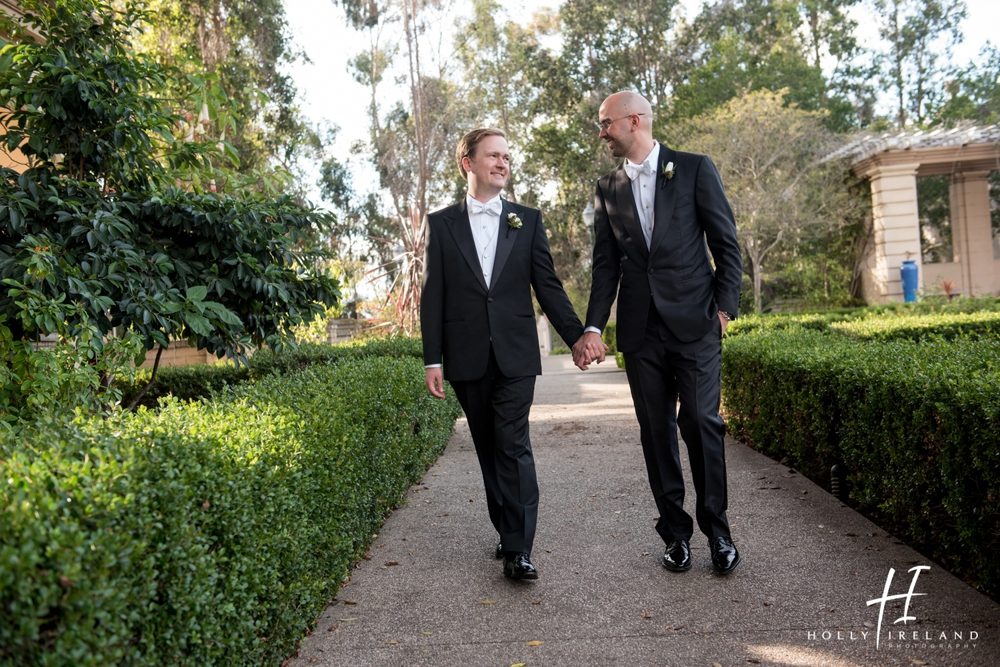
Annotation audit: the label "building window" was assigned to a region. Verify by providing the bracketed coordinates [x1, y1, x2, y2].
[917, 174, 953, 264]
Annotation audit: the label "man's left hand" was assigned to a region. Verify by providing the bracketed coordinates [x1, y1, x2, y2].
[719, 313, 730, 335]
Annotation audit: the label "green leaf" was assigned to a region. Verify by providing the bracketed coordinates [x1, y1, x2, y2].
[183, 284, 208, 302]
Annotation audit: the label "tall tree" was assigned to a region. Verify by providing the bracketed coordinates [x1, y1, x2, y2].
[135, 0, 315, 193]
[669, 0, 827, 123]
[335, 0, 467, 332]
[679, 89, 859, 312]
[931, 43, 1000, 125]
[873, 0, 966, 128]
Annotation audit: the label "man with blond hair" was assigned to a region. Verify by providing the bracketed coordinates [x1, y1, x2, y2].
[421, 128, 584, 580]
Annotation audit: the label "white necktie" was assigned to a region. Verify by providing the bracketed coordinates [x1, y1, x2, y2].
[469, 199, 502, 216]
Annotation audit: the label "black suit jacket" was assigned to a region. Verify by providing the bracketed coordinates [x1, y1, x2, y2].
[584, 145, 742, 352]
[421, 199, 583, 382]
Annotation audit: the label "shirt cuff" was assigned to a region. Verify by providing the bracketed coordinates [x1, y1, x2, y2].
[424, 363, 442, 369]
[584, 326, 602, 335]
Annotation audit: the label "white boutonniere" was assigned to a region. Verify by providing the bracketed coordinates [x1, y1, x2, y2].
[506, 212, 523, 235]
[661, 161, 675, 182]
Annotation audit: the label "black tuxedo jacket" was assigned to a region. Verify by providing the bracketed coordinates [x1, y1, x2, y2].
[421, 199, 583, 382]
[584, 145, 742, 352]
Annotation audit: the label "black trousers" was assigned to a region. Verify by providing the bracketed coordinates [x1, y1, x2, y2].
[450, 348, 538, 555]
[623, 306, 731, 543]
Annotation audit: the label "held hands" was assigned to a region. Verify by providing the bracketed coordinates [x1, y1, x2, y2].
[425, 367, 445, 399]
[572, 331, 609, 371]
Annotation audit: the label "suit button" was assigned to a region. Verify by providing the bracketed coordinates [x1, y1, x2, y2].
[487, 297, 494, 303]
[648, 268, 654, 275]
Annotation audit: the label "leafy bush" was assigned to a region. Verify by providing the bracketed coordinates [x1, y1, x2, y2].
[119, 363, 252, 410]
[246, 337, 423, 377]
[116, 337, 424, 409]
[829, 310, 1000, 341]
[0, 355, 461, 665]
[722, 325, 1000, 597]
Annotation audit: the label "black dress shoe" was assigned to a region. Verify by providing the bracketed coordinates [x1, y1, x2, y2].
[710, 536, 741, 574]
[503, 553, 538, 580]
[495, 540, 503, 560]
[661, 539, 692, 572]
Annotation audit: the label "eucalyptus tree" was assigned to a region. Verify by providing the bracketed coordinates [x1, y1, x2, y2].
[930, 43, 1000, 125]
[135, 0, 315, 194]
[873, 0, 967, 128]
[332, 0, 469, 332]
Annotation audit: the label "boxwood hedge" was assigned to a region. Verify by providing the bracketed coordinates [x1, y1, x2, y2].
[722, 320, 1000, 597]
[1, 355, 461, 665]
[119, 337, 425, 409]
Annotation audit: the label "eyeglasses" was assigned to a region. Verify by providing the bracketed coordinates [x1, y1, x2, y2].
[594, 113, 646, 132]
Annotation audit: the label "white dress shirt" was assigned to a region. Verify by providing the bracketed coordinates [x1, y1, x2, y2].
[624, 141, 659, 249]
[467, 193, 503, 286]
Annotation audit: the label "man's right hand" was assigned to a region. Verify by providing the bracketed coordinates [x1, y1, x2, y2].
[425, 367, 445, 399]
[572, 331, 609, 370]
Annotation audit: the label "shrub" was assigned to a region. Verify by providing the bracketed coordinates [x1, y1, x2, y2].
[0, 355, 461, 665]
[829, 311, 1000, 341]
[722, 327, 1000, 597]
[116, 337, 425, 408]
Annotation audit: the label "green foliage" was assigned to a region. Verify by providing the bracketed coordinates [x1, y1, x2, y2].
[679, 89, 864, 314]
[873, 0, 966, 128]
[116, 337, 425, 408]
[0, 0, 170, 188]
[670, 0, 829, 122]
[0, 0, 339, 409]
[601, 321, 625, 369]
[0, 319, 144, 430]
[0, 355, 462, 665]
[136, 0, 315, 191]
[829, 310, 1000, 341]
[119, 363, 251, 410]
[722, 310, 1000, 596]
[0, 170, 339, 360]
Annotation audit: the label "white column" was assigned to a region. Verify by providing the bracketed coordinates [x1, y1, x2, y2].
[864, 164, 922, 302]
[951, 171, 994, 296]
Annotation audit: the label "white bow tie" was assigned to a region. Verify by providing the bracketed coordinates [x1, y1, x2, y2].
[469, 199, 502, 216]
[624, 160, 654, 181]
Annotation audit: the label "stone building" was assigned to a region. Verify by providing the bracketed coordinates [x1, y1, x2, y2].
[836, 125, 1000, 303]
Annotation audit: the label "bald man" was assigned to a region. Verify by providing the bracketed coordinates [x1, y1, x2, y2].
[573, 91, 744, 575]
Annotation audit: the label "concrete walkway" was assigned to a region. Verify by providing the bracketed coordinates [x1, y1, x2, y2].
[288, 356, 998, 667]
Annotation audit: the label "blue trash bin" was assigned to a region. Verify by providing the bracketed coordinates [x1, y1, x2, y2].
[900, 259, 918, 302]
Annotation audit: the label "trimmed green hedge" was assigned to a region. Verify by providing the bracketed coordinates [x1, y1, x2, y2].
[1, 355, 461, 665]
[120, 337, 424, 408]
[722, 325, 1000, 597]
[829, 311, 1000, 341]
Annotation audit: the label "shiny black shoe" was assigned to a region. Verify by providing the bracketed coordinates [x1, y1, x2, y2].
[495, 539, 504, 560]
[661, 539, 692, 572]
[710, 536, 741, 574]
[503, 553, 538, 580]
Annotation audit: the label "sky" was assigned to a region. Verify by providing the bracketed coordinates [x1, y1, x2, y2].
[283, 0, 1000, 205]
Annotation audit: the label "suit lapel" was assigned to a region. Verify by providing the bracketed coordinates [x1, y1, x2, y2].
[445, 200, 489, 292]
[649, 145, 677, 256]
[490, 201, 516, 291]
[613, 167, 649, 261]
